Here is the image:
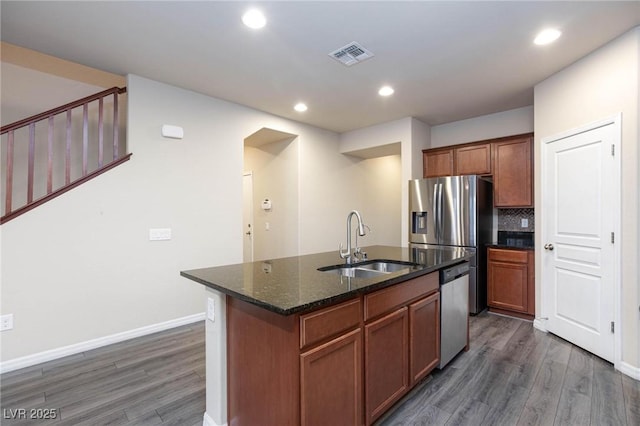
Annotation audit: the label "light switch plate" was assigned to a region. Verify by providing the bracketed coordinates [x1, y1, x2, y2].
[149, 228, 172, 241]
[521, 218, 529, 228]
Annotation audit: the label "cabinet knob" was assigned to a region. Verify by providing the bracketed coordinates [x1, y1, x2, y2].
[544, 243, 554, 251]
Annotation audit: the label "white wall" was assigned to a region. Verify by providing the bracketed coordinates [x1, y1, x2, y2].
[340, 117, 430, 246]
[430, 106, 534, 147]
[0, 63, 126, 213]
[534, 27, 639, 371]
[357, 155, 403, 246]
[0, 72, 408, 364]
[2, 74, 247, 361]
[244, 138, 299, 261]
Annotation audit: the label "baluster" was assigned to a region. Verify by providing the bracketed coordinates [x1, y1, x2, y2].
[27, 123, 35, 203]
[98, 97, 104, 167]
[5, 131, 14, 214]
[113, 92, 119, 160]
[47, 116, 53, 194]
[66, 109, 71, 185]
[82, 103, 88, 176]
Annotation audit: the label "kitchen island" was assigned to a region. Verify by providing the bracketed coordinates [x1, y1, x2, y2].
[181, 245, 472, 426]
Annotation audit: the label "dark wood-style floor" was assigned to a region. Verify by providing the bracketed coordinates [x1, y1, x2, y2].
[0, 322, 205, 425]
[1, 313, 638, 425]
[378, 312, 640, 426]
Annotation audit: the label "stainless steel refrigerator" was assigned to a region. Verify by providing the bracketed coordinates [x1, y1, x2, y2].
[409, 175, 493, 314]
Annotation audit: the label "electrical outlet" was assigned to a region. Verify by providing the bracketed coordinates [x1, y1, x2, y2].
[207, 298, 215, 322]
[1, 314, 14, 331]
[521, 218, 529, 228]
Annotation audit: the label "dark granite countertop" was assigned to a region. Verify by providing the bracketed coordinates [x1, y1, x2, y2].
[181, 245, 473, 315]
[487, 231, 535, 250]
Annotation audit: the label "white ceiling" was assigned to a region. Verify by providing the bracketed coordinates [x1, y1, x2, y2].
[1, 1, 639, 133]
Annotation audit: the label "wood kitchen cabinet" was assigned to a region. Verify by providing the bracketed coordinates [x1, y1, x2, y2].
[454, 143, 492, 175]
[365, 308, 408, 425]
[423, 148, 454, 177]
[227, 271, 442, 426]
[363, 271, 440, 425]
[300, 298, 363, 425]
[421, 133, 534, 208]
[301, 328, 362, 426]
[493, 135, 533, 207]
[409, 292, 440, 386]
[487, 248, 535, 320]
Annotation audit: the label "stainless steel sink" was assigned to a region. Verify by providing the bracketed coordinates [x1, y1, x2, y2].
[318, 260, 417, 278]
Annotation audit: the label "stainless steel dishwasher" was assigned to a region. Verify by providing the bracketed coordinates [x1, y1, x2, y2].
[438, 261, 470, 369]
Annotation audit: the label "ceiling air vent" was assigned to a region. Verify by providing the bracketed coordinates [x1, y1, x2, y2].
[329, 42, 374, 66]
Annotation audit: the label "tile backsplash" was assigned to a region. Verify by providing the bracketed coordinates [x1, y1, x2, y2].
[498, 208, 535, 232]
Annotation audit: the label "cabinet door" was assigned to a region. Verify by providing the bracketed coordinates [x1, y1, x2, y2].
[409, 292, 440, 386]
[423, 149, 453, 177]
[493, 137, 533, 207]
[301, 328, 362, 426]
[365, 307, 408, 425]
[454, 143, 491, 175]
[487, 260, 528, 313]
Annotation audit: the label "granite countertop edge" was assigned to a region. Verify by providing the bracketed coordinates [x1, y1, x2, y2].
[181, 245, 473, 316]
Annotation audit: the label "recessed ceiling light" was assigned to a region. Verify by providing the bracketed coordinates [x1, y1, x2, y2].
[378, 86, 394, 97]
[534, 28, 561, 45]
[242, 9, 266, 29]
[294, 103, 308, 112]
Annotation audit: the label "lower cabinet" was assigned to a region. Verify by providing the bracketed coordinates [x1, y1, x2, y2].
[227, 271, 443, 426]
[409, 292, 440, 385]
[365, 308, 409, 425]
[487, 248, 535, 319]
[363, 272, 440, 425]
[301, 328, 362, 426]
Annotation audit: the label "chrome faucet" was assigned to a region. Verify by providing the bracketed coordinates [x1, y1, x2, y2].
[339, 210, 367, 264]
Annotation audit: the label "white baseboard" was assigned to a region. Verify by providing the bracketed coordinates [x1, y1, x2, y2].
[203, 412, 226, 426]
[533, 318, 548, 333]
[0, 312, 205, 374]
[617, 361, 640, 381]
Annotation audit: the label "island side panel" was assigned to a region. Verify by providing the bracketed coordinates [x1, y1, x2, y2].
[227, 297, 300, 426]
[205, 288, 228, 426]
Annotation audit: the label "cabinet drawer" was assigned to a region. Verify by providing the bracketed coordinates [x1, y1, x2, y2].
[364, 272, 438, 321]
[488, 248, 528, 263]
[300, 298, 362, 349]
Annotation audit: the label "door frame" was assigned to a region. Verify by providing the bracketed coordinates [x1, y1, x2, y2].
[538, 113, 622, 369]
[243, 171, 254, 263]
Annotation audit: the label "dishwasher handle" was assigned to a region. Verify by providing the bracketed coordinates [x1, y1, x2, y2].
[440, 261, 470, 284]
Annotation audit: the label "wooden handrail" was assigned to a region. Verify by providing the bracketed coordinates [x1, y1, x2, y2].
[1, 86, 129, 224]
[0, 154, 132, 224]
[0, 86, 126, 134]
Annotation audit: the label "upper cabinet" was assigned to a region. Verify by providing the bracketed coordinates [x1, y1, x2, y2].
[422, 133, 533, 208]
[423, 148, 453, 177]
[493, 135, 533, 207]
[454, 143, 492, 175]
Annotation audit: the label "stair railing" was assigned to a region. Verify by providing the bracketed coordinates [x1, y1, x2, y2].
[1, 86, 131, 224]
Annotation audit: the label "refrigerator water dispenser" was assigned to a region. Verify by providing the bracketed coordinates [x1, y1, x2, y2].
[411, 211, 428, 234]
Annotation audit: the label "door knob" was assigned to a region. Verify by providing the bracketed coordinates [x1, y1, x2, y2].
[544, 243, 554, 251]
[246, 230, 252, 236]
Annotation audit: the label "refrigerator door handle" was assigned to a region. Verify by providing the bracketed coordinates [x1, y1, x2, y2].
[433, 182, 439, 242]
[438, 183, 444, 243]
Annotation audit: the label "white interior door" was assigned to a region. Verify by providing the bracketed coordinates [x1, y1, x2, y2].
[542, 118, 619, 363]
[243, 172, 254, 262]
